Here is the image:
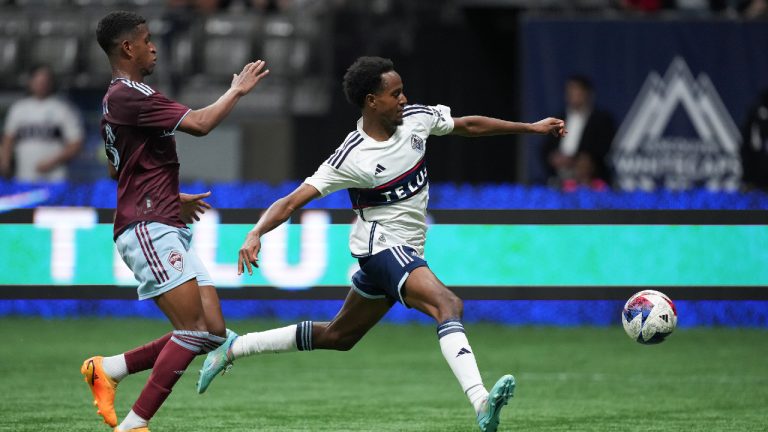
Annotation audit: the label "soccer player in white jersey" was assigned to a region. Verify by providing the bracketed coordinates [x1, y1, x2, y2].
[198, 56, 566, 432]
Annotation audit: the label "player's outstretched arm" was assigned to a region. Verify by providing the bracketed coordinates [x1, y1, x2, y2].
[238, 183, 320, 275]
[179, 60, 270, 137]
[179, 191, 212, 223]
[451, 115, 566, 138]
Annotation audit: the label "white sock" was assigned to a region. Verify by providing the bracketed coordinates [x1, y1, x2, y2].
[101, 354, 128, 382]
[437, 320, 488, 414]
[117, 409, 147, 430]
[231, 324, 299, 359]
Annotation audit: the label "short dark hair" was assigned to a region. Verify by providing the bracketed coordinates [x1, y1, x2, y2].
[96, 11, 146, 56]
[27, 63, 56, 93]
[567, 74, 594, 92]
[29, 63, 54, 77]
[342, 56, 395, 108]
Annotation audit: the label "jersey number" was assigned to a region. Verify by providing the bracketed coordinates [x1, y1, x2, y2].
[104, 123, 120, 170]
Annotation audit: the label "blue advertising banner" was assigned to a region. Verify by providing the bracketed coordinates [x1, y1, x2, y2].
[521, 18, 768, 190]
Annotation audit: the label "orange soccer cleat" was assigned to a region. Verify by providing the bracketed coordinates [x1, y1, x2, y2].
[81, 356, 119, 427]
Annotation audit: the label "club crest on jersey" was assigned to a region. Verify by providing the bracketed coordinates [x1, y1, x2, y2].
[168, 251, 184, 272]
[411, 135, 424, 152]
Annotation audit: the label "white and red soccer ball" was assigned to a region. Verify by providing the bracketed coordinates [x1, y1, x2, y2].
[621, 290, 677, 345]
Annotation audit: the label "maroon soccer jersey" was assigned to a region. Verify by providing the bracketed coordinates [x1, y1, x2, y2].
[101, 78, 191, 239]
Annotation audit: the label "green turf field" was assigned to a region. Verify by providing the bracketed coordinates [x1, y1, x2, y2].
[1, 318, 766, 431]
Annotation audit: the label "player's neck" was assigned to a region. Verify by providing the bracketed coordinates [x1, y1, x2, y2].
[111, 64, 144, 83]
[361, 117, 396, 142]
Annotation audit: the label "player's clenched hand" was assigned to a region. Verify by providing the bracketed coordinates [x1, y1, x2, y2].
[231, 60, 270, 96]
[179, 191, 212, 223]
[238, 231, 262, 276]
[531, 117, 567, 137]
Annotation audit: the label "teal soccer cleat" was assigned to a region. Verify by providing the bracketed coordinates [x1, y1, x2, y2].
[196, 329, 237, 394]
[476, 374, 515, 432]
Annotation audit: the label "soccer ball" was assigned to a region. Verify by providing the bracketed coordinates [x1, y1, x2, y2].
[621, 290, 677, 344]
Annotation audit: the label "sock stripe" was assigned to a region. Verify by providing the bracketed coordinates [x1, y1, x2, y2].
[174, 335, 207, 345]
[304, 321, 312, 351]
[437, 320, 465, 339]
[296, 321, 314, 351]
[464, 383, 484, 396]
[201, 333, 226, 353]
[171, 330, 208, 353]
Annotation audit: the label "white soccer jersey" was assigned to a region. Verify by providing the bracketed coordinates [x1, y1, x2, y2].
[305, 104, 454, 257]
[3, 96, 83, 181]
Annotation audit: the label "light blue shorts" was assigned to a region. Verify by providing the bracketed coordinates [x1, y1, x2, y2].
[115, 221, 214, 300]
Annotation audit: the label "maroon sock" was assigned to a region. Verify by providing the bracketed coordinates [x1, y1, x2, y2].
[132, 331, 207, 420]
[124, 333, 172, 374]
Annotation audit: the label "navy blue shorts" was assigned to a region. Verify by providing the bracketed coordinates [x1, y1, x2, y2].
[351, 245, 428, 307]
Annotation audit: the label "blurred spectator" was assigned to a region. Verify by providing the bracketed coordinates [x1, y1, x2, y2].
[740, 89, 768, 191]
[165, 0, 237, 14]
[741, 0, 768, 18]
[0, 64, 83, 182]
[619, 0, 668, 11]
[165, 0, 293, 13]
[542, 75, 616, 191]
[250, 0, 292, 13]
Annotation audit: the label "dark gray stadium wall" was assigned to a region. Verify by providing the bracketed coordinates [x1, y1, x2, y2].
[293, 6, 524, 183]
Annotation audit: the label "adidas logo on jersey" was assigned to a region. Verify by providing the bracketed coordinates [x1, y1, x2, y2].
[375, 164, 386, 175]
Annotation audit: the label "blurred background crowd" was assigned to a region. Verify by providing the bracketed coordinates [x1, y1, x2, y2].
[0, 0, 766, 196]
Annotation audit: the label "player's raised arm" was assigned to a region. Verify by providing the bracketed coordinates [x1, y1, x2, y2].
[238, 183, 321, 275]
[178, 60, 270, 137]
[451, 115, 566, 138]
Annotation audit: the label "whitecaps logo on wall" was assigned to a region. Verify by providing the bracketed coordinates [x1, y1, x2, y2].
[611, 57, 741, 191]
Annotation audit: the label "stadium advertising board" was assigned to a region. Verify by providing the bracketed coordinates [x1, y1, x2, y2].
[1, 208, 767, 298]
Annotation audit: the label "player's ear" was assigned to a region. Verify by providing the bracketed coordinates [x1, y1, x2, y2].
[365, 93, 376, 109]
[120, 39, 133, 58]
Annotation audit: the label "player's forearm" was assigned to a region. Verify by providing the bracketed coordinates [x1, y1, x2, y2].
[184, 89, 243, 136]
[250, 196, 296, 238]
[453, 116, 534, 137]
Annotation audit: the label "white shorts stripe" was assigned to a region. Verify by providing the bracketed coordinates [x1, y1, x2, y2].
[390, 248, 406, 267]
[394, 246, 413, 265]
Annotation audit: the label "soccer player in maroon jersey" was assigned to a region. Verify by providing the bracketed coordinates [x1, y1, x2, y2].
[80, 11, 269, 432]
